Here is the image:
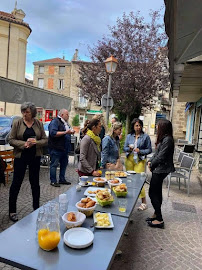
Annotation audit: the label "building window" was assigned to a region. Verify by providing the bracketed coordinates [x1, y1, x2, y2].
[58, 79, 64, 90]
[38, 78, 44, 88]
[79, 89, 87, 107]
[59, 66, 65, 74]
[39, 66, 44, 74]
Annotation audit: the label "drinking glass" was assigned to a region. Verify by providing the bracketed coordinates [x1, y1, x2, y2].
[118, 198, 127, 213]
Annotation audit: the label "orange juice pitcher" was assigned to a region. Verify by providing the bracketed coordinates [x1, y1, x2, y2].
[37, 204, 60, 251]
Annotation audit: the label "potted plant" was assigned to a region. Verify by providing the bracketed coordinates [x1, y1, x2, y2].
[72, 114, 80, 133]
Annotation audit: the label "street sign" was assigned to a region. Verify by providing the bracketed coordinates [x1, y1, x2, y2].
[101, 94, 114, 110]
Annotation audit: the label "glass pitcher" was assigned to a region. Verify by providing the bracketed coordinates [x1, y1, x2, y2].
[37, 203, 60, 251]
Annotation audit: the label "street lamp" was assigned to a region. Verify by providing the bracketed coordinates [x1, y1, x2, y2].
[104, 55, 118, 124]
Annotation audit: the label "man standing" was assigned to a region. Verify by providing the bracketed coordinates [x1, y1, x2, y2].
[48, 109, 75, 187]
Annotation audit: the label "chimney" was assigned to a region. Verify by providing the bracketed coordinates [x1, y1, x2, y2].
[72, 49, 78, 61]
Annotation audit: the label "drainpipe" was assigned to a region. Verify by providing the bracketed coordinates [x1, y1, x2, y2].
[5, 22, 11, 115]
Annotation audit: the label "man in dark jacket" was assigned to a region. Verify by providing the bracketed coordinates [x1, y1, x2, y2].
[48, 109, 75, 187]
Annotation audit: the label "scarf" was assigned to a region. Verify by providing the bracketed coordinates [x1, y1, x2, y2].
[87, 130, 101, 152]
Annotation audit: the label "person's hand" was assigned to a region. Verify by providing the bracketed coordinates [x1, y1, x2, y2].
[71, 129, 75, 135]
[148, 162, 152, 171]
[26, 138, 36, 148]
[134, 148, 140, 153]
[92, 171, 100, 177]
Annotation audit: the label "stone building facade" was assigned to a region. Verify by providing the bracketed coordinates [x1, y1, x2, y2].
[33, 56, 102, 125]
[0, 7, 31, 115]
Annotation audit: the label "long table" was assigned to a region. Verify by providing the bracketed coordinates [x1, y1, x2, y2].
[0, 173, 146, 270]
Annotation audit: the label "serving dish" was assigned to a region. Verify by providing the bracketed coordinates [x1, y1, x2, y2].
[93, 212, 114, 228]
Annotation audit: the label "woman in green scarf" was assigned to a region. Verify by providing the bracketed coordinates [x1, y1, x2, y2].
[78, 118, 102, 176]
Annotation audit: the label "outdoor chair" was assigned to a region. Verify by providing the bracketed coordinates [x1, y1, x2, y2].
[174, 151, 189, 166]
[0, 150, 14, 183]
[167, 155, 194, 197]
[177, 139, 188, 144]
[183, 144, 195, 154]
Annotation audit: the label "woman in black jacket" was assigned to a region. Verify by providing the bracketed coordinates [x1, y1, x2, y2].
[147, 119, 175, 229]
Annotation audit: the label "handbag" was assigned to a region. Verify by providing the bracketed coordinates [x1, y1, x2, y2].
[106, 159, 123, 171]
[75, 143, 80, 154]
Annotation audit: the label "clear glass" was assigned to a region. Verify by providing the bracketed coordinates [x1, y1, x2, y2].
[37, 203, 60, 251]
[118, 198, 127, 213]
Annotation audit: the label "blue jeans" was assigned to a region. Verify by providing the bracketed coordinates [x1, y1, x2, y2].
[49, 149, 68, 183]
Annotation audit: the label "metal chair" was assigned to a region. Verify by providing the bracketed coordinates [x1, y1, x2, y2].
[167, 155, 194, 197]
[177, 139, 188, 144]
[183, 144, 195, 154]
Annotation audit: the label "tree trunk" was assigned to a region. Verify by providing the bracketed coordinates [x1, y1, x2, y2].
[126, 114, 130, 134]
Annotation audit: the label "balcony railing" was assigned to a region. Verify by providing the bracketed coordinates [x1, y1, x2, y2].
[74, 100, 90, 110]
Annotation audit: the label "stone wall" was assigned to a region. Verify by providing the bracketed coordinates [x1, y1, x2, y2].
[171, 98, 186, 140]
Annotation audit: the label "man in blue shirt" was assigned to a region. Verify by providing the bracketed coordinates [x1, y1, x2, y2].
[48, 109, 75, 187]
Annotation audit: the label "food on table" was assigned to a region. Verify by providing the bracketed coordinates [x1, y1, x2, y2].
[114, 183, 127, 192]
[77, 202, 86, 208]
[94, 177, 105, 182]
[67, 212, 76, 222]
[88, 189, 101, 194]
[86, 200, 96, 208]
[110, 179, 120, 184]
[114, 171, 127, 177]
[77, 197, 96, 208]
[96, 189, 113, 201]
[113, 183, 128, 197]
[95, 189, 114, 206]
[95, 212, 111, 227]
[38, 229, 60, 251]
[81, 197, 91, 203]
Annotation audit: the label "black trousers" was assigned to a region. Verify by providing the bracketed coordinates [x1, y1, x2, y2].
[9, 156, 41, 213]
[149, 172, 168, 221]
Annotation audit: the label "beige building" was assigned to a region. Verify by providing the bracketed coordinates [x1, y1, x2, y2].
[0, 7, 31, 115]
[33, 54, 102, 125]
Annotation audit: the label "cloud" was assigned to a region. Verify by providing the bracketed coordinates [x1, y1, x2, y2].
[1, 0, 165, 74]
[25, 72, 33, 80]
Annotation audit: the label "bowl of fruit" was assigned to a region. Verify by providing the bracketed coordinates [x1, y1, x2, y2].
[96, 189, 114, 206]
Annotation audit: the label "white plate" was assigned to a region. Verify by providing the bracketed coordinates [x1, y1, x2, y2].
[84, 187, 111, 197]
[127, 170, 136, 174]
[93, 212, 114, 229]
[93, 177, 107, 183]
[64, 228, 94, 249]
[108, 178, 122, 186]
[78, 182, 92, 187]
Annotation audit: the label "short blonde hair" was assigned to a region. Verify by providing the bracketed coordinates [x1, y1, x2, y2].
[108, 122, 122, 137]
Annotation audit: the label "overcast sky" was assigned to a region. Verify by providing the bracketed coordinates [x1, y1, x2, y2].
[1, 0, 165, 79]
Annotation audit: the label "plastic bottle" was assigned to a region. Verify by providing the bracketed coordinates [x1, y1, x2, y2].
[59, 194, 68, 217]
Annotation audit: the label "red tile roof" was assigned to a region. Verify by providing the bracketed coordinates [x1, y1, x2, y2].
[33, 58, 70, 65]
[0, 11, 31, 32]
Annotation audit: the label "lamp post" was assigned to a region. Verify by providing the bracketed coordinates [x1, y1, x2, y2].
[104, 55, 118, 124]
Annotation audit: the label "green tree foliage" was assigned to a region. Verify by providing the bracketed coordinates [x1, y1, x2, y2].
[72, 114, 80, 126]
[78, 11, 167, 119]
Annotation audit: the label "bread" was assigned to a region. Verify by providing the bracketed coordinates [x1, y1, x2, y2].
[67, 212, 76, 222]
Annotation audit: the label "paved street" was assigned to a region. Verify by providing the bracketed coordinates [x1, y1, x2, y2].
[0, 156, 202, 270]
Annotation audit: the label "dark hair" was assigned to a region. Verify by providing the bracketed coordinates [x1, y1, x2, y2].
[21, 102, 37, 118]
[156, 119, 173, 146]
[130, 118, 144, 135]
[83, 118, 100, 134]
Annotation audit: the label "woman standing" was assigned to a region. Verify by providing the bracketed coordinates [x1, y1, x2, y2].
[101, 122, 122, 169]
[147, 119, 174, 229]
[124, 119, 152, 210]
[8, 102, 47, 222]
[78, 119, 102, 177]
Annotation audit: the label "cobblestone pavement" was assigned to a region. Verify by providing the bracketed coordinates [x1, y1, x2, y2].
[0, 156, 202, 270]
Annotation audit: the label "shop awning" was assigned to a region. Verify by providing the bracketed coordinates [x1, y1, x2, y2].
[87, 110, 102, 115]
[0, 76, 72, 110]
[164, 0, 202, 102]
